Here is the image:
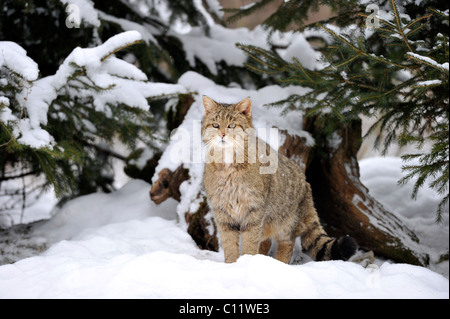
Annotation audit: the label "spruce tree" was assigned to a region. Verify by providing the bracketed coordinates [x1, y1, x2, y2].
[231, 0, 449, 221]
[0, 0, 255, 224]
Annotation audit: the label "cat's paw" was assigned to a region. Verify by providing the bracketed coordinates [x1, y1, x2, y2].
[331, 235, 357, 261]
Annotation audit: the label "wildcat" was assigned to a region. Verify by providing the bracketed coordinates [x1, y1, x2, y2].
[201, 95, 357, 264]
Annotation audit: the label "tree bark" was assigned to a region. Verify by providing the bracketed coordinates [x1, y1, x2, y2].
[150, 166, 189, 204]
[304, 117, 427, 266]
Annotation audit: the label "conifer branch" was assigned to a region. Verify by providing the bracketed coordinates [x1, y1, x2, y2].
[317, 23, 405, 68]
[224, 0, 275, 25]
[357, 13, 397, 32]
[100, 39, 143, 62]
[0, 121, 18, 148]
[323, 53, 361, 71]
[406, 52, 449, 74]
[404, 13, 433, 30]
[390, 0, 414, 52]
[428, 8, 449, 20]
[293, 58, 314, 83]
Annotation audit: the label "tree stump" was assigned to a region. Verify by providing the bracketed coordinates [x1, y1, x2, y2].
[305, 117, 427, 266]
[150, 166, 189, 204]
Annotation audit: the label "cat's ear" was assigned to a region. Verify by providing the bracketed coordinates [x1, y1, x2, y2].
[235, 97, 252, 117]
[202, 95, 218, 115]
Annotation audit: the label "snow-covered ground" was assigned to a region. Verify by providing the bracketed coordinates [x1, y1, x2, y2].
[359, 157, 449, 279]
[1, 1, 447, 300]
[0, 67, 448, 298]
[0, 156, 448, 299]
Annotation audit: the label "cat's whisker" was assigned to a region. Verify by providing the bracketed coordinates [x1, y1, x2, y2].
[202, 138, 217, 150]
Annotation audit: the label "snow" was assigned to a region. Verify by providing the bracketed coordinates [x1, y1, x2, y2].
[0, 134, 448, 299]
[1, 32, 185, 149]
[177, 25, 269, 75]
[415, 79, 443, 86]
[359, 157, 449, 277]
[280, 33, 325, 70]
[0, 1, 448, 298]
[205, 0, 223, 18]
[193, 0, 218, 27]
[60, 0, 101, 28]
[32, 180, 177, 244]
[0, 176, 58, 227]
[3, 71, 444, 299]
[0, 41, 39, 81]
[407, 52, 449, 71]
[0, 176, 448, 298]
[0, 42, 41, 143]
[15, 118, 56, 149]
[176, 21, 330, 76]
[98, 11, 158, 45]
[0, 96, 9, 106]
[1, 35, 448, 299]
[15, 76, 57, 147]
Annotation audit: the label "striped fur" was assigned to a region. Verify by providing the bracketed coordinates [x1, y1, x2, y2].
[202, 96, 357, 264]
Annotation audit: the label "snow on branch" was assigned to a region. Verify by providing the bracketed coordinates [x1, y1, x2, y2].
[1, 31, 186, 149]
[59, 0, 101, 28]
[98, 11, 159, 45]
[0, 42, 39, 82]
[0, 41, 45, 147]
[406, 52, 449, 73]
[177, 25, 269, 75]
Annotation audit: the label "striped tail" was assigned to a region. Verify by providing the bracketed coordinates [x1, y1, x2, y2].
[297, 184, 357, 261]
[308, 235, 357, 261]
[299, 210, 357, 261]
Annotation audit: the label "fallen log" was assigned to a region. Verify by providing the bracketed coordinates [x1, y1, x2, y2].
[305, 117, 427, 266]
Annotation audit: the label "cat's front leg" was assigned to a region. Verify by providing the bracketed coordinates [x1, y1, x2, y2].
[275, 239, 295, 263]
[241, 224, 263, 257]
[217, 223, 240, 263]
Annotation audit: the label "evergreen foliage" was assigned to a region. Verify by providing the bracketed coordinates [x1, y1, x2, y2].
[1, 0, 448, 225]
[225, 0, 361, 31]
[1, 0, 255, 221]
[0, 30, 167, 203]
[233, 0, 449, 221]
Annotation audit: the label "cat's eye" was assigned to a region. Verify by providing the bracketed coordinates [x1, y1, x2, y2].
[212, 123, 219, 128]
[228, 123, 236, 129]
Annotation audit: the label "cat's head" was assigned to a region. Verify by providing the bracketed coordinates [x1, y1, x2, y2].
[201, 96, 254, 146]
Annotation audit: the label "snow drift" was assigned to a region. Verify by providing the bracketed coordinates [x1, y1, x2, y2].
[0, 172, 447, 298]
